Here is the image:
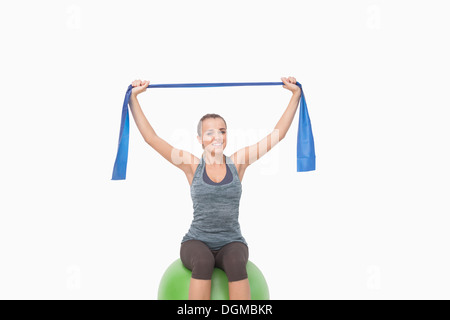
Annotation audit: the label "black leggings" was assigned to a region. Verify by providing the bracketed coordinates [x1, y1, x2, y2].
[180, 240, 249, 282]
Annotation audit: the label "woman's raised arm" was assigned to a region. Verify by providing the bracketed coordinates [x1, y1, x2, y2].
[129, 80, 157, 142]
[274, 76, 301, 139]
[231, 76, 301, 170]
[128, 80, 199, 176]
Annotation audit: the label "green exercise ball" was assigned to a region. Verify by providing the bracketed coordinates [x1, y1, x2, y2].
[158, 259, 269, 300]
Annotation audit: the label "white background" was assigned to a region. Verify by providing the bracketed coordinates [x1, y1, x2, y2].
[0, 0, 449, 300]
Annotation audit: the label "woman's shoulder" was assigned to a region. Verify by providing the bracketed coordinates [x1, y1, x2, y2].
[227, 153, 237, 166]
[190, 155, 202, 174]
[227, 153, 242, 174]
[228, 152, 247, 183]
[186, 155, 202, 187]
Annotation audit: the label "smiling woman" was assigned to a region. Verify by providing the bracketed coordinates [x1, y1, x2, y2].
[197, 113, 228, 153]
[198, 113, 227, 137]
[111, 78, 315, 300]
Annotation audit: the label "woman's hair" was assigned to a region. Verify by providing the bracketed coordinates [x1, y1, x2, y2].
[197, 113, 227, 137]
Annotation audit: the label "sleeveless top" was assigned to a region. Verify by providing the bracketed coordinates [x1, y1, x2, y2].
[181, 153, 248, 250]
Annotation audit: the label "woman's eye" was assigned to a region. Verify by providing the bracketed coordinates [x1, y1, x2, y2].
[206, 131, 226, 136]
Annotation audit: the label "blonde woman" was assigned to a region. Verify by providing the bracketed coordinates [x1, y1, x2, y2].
[128, 77, 301, 300]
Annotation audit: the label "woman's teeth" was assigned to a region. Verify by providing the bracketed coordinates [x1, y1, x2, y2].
[212, 143, 222, 146]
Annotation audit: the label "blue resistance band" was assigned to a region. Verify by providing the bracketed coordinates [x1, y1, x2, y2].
[112, 82, 315, 180]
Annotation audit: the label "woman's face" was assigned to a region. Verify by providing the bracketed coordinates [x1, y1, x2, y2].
[198, 118, 227, 153]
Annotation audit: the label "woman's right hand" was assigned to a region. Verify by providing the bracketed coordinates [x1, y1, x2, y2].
[131, 79, 150, 96]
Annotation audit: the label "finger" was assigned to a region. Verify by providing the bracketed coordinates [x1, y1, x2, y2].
[284, 77, 292, 85]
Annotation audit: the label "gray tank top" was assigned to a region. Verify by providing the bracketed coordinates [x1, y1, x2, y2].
[181, 153, 248, 250]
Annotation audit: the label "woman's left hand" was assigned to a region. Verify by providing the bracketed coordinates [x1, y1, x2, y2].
[281, 76, 301, 95]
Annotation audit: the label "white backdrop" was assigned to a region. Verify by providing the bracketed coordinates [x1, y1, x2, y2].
[0, 0, 449, 300]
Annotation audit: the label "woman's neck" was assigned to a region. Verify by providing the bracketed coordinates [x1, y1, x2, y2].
[203, 152, 225, 166]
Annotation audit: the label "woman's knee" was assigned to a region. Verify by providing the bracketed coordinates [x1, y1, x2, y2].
[180, 240, 215, 280]
[191, 255, 215, 280]
[218, 243, 249, 282]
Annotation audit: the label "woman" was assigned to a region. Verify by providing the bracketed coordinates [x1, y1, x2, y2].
[128, 77, 302, 300]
